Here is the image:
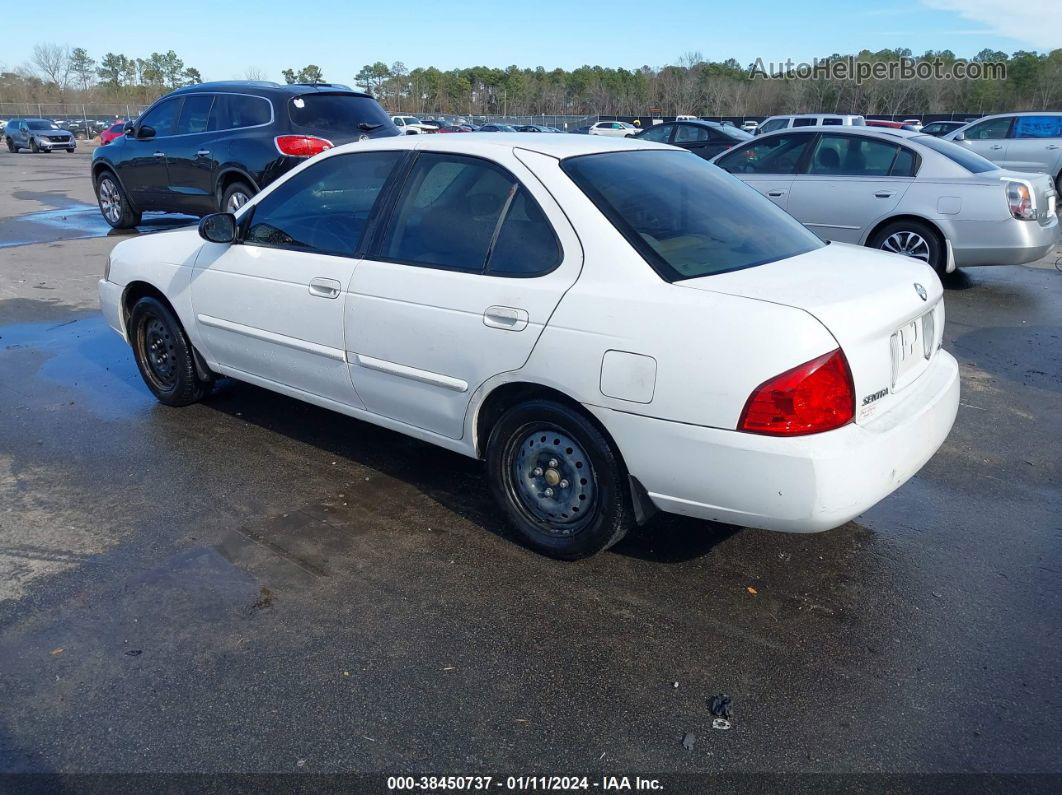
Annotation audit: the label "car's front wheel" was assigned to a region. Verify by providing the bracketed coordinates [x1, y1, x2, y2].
[95, 172, 142, 229]
[129, 297, 214, 407]
[5, 138, 15, 153]
[486, 399, 634, 560]
[869, 219, 945, 275]
[30, 138, 40, 153]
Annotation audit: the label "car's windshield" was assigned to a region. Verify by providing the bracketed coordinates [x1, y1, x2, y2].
[27, 120, 59, 130]
[289, 93, 397, 136]
[914, 135, 999, 173]
[562, 150, 823, 281]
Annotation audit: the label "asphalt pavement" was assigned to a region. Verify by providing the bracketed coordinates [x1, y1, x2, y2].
[0, 148, 1060, 781]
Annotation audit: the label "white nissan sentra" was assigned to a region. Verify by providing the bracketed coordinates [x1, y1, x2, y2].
[99, 134, 960, 559]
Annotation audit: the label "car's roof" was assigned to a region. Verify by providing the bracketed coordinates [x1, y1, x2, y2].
[327, 131, 672, 159]
[169, 80, 373, 99]
[756, 125, 921, 140]
[975, 110, 1062, 119]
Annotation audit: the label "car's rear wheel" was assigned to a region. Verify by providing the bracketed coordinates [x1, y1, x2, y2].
[486, 399, 634, 560]
[129, 297, 213, 407]
[869, 219, 945, 276]
[95, 172, 141, 229]
[221, 181, 253, 213]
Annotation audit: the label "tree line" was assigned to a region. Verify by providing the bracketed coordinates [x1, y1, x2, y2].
[3, 44, 1060, 117]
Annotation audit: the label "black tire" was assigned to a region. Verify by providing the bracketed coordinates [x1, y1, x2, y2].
[66, 147, 75, 153]
[486, 399, 634, 560]
[868, 219, 945, 276]
[128, 297, 213, 407]
[30, 138, 39, 153]
[94, 171, 142, 229]
[5, 138, 15, 153]
[220, 180, 254, 214]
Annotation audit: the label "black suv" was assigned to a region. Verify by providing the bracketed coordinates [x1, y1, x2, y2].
[91, 81, 399, 228]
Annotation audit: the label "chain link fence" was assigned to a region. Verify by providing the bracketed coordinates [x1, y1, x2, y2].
[0, 102, 150, 123]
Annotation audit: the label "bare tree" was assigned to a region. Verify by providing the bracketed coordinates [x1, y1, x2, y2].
[32, 43, 71, 98]
[245, 66, 265, 81]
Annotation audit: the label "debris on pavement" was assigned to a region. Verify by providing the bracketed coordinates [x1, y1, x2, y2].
[682, 732, 695, 751]
[712, 718, 732, 731]
[708, 693, 733, 720]
[746, 586, 758, 595]
[124, 649, 142, 657]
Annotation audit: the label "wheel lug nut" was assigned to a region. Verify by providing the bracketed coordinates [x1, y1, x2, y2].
[548, 459, 559, 468]
[533, 467, 543, 477]
[559, 479, 569, 489]
[544, 487, 554, 498]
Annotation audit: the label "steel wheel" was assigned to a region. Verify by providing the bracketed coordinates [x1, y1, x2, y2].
[98, 177, 122, 224]
[880, 230, 931, 263]
[226, 190, 250, 212]
[140, 317, 178, 391]
[506, 424, 598, 536]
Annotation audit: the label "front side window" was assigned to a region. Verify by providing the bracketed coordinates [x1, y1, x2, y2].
[244, 151, 402, 256]
[966, 117, 1012, 140]
[820, 117, 842, 126]
[562, 150, 823, 281]
[175, 94, 214, 135]
[758, 118, 789, 133]
[715, 133, 812, 174]
[808, 134, 915, 176]
[674, 124, 709, 143]
[378, 153, 559, 275]
[638, 124, 672, 143]
[1012, 115, 1062, 139]
[139, 99, 181, 137]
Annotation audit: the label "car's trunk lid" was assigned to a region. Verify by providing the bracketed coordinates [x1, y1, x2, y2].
[678, 241, 945, 425]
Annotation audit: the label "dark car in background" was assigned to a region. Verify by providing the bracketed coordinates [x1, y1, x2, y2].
[633, 118, 752, 159]
[90, 81, 399, 228]
[477, 123, 516, 132]
[5, 118, 76, 153]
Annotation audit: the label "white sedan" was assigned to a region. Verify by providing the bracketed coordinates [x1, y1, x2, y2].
[588, 121, 638, 138]
[99, 134, 959, 559]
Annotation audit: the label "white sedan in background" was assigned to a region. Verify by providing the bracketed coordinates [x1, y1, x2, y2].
[588, 121, 638, 138]
[99, 134, 959, 559]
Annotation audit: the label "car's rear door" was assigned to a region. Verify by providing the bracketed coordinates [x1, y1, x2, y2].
[344, 149, 581, 440]
[672, 123, 714, 159]
[1003, 115, 1062, 175]
[191, 150, 404, 406]
[787, 133, 914, 244]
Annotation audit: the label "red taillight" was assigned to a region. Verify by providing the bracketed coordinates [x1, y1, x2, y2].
[274, 135, 334, 157]
[738, 349, 855, 436]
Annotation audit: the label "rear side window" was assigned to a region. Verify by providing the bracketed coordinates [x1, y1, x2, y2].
[820, 117, 842, 126]
[175, 94, 214, 135]
[808, 134, 917, 176]
[244, 151, 402, 256]
[377, 153, 559, 276]
[208, 94, 271, 131]
[716, 133, 812, 174]
[792, 117, 817, 127]
[289, 93, 395, 135]
[562, 150, 823, 281]
[1012, 116, 1062, 139]
[674, 124, 709, 143]
[914, 135, 998, 173]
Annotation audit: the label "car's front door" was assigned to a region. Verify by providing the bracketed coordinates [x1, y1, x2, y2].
[121, 97, 183, 208]
[165, 93, 220, 214]
[345, 150, 581, 440]
[191, 150, 405, 406]
[787, 133, 914, 244]
[958, 116, 1013, 166]
[1002, 115, 1062, 175]
[714, 132, 815, 209]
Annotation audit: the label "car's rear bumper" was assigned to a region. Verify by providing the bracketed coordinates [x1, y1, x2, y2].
[588, 350, 959, 533]
[946, 214, 1059, 266]
[98, 279, 126, 341]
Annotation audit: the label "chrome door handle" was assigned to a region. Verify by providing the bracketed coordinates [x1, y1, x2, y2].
[875, 191, 896, 198]
[196, 149, 211, 156]
[767, 190, 786, 197]
[153, 151, 165, 157]
[1047, 144, 1060, 150]
[990, 144, 1004, 149]
[308, 277, 341, 299]
[483, 305, 529, 331]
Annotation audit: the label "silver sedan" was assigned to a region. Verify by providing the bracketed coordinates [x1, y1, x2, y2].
[712, 127, 1058, 274]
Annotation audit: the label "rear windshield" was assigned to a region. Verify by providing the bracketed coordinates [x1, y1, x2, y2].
[914, 135, 998, 173]
[562, 150, 823, 281]
[288, 93, 397, 137]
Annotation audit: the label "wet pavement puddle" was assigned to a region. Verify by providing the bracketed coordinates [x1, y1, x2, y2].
[0, 202, 195, 248]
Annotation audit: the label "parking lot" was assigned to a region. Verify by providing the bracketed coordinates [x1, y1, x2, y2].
[1, 148, 1060, 778]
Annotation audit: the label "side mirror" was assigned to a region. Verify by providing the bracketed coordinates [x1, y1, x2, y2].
[953, 131, 965, 142]
[123, 122, 134, 136]
[137, 125, 156, 140]
[199, 213, 237, 244]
